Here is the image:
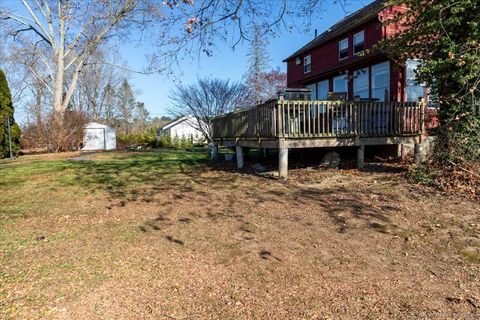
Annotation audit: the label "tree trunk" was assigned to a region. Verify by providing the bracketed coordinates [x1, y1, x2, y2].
[35, 81, 43, 125]
[53, 51, 65, 114]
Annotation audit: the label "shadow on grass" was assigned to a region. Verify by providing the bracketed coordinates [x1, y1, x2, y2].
[55, 149, 411, 251]
[59, 149, 230, 205]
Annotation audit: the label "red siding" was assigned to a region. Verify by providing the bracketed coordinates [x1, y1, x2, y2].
[379, 4, 409, 38]
[391, 63, 405, 102]
[286, 59, 304, 88]
[287, 18, 383, 87]
[285, 5, 420, 103]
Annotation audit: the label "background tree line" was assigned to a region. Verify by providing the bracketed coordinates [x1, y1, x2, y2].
[0, 0, 305, 153]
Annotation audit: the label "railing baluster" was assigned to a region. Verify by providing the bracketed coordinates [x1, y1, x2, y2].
[318, 102, 321, 136]
[302, 102, 306, 137]
[211, 99, 423, 141]
[307, 102, 311, 137]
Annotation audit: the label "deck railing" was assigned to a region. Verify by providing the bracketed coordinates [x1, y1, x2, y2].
[212, 100, 424, 139]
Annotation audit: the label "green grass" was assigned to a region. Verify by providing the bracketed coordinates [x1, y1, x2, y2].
[1, 149, 211, 319]
[0, 149, 208, 222]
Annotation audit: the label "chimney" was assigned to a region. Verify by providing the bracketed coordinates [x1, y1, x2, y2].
[314, 29, 318, 38]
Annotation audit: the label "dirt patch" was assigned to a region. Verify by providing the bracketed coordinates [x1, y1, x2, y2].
[1, 150, 479, 319]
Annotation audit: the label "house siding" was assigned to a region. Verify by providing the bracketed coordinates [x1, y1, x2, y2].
[286, 18, 383, 88]
[285, 4, 415, 103]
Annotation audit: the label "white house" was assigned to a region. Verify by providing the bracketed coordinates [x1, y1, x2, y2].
[82, 122, 116, 150]
[156, 116, 205, 142]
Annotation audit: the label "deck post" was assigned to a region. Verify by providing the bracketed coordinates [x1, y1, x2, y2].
[210, 144, 219, 160]
[357, 145, 365, 169]
[414, 143, 424, 164]
[397, 144, 406, 160]
[279, 147, 288, 179]
[236, 146, 244, 169]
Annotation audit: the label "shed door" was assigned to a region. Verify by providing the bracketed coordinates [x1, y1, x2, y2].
[85, 128, 106, 150]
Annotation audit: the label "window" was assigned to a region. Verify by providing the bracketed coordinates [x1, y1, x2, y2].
[296, 57, 301, 65]
[306, 83, 316, 100]
[353, 68, 369, 98]
[304, 55, 311, 73]
[406, 59, 426, 102]
[317, 80, 329, 100]
[353, 31, 364, 54]
[339, 38, 349, 60]
[333, 74, 348, 93]
[371, 61, 390, 101]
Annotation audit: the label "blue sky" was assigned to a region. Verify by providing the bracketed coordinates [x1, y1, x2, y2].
[123, 0, 374, 119]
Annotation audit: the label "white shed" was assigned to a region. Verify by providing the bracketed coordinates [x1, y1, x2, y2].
[82, 122, 116, 150]
[156, 116, 205, 142]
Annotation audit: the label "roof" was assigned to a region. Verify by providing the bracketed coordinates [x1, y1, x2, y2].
[158, 115, 202, 131]
[158, 116, 188, 130]
[283, 0, 387, 62]
[85, 122, 113, 129]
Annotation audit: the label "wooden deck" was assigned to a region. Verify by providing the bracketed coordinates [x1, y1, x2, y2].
[211, 99, 425, 178]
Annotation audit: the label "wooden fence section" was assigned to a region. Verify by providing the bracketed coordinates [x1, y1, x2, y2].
[211, 100, 424, 139]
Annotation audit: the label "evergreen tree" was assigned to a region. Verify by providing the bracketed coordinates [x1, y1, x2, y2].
[116, 80, 136, 134]
[0, 70, 21, 158]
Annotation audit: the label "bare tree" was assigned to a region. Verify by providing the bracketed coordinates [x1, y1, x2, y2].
[1, 0, 332, 137]
[75, 48, 127, 122]
[1, 0, 153, 115]
[169, 78, 247, 141]
[0, 0, 329, 109]
[243, 24, 271, 105]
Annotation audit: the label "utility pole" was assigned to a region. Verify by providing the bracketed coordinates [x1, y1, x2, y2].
[7, 114, 13, 159]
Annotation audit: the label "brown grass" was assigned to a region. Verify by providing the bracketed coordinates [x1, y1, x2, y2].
[1, 150, 479, 319]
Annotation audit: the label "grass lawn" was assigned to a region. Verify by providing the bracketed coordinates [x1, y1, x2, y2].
[1, 149, 479, 319]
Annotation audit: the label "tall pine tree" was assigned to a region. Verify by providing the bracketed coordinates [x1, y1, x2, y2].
[0, 70, 21, 158]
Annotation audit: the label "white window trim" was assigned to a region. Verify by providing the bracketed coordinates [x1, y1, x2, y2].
[353, 30, 365, 55]
[338, 38, 349, 61]
[304, 55, 311, 74]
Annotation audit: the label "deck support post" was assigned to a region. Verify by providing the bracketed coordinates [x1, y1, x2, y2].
[279, 147, 289, 179]
[211, 144, 219, 160]
[236, 146, 244, 169]
[397, 144, 406, 160]
[357, 145, 365, 169]
[414, 143, 424, 164]
[262, 148, 267, 158]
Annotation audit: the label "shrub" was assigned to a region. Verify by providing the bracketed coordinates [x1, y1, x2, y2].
[117, 127, 157, 149]
[46, 110, 86, 152]
[156, 133, 195, 149]
[407, 164, 438, 186]
[21, 122, 47, 151]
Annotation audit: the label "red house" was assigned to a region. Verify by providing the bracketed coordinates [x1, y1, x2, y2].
[284, 0, 427, 104]
[211, 0, 434, 179]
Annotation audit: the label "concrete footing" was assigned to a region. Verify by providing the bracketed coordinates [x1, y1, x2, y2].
[236, 146, 244, 169]
[414, 143, 424, 164]
[357, 145, 365, 169]
[279, 148, 288, 179]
